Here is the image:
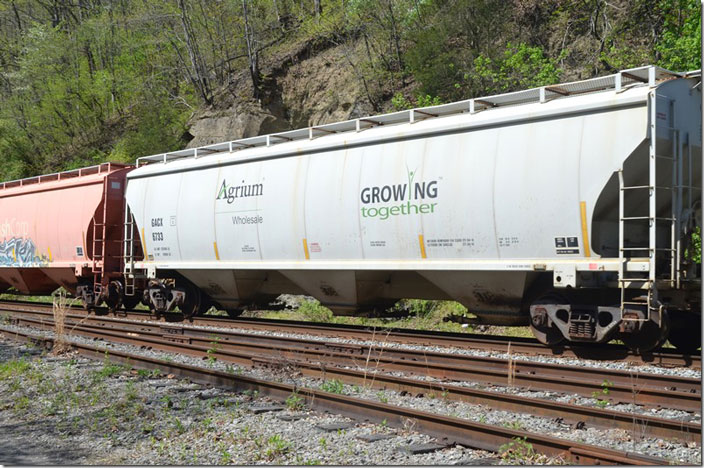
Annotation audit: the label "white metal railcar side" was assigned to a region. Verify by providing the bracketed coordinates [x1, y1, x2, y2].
[124, 66, 701, 351]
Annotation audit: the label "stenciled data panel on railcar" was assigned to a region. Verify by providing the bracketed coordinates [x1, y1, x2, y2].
[141, 173, 181, 262]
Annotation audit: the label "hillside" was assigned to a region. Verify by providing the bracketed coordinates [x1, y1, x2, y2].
[0, 0, 700, 180]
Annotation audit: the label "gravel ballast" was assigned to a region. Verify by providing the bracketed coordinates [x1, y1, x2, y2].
[0, 336, 503, 465]
[1, 321, 700, 465]
[176, 318, 703, 380]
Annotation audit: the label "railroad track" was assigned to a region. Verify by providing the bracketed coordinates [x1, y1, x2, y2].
[7, 309, 701, 411]
[2, 306, 701, 434]
[0, 299, 700, 369]
[0, 326, 675, 465]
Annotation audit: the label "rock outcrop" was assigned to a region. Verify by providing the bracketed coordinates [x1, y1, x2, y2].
[187, 39, 376, 148]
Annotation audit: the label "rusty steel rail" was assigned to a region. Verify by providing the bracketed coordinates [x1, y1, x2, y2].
[0, 299, 698, 369]
[194, 316, 702, 368]
[7, 310, 702, 414]
[0, 326, 669, 465]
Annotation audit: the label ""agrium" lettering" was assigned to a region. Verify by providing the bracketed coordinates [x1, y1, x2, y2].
[216, 179, 264, 204]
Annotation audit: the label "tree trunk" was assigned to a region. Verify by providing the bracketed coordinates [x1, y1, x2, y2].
[242, 0, 261, 99]
[177, 0, 213, 105]
[314, 0, 322, 17]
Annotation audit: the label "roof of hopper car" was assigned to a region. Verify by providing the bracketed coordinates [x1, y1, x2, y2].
[0, 162, 131, 197]
[128, 65, 700, 179]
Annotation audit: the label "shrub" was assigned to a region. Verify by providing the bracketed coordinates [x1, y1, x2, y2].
[298, 300, 333, 322]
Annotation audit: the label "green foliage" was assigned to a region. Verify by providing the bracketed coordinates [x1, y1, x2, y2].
[686, 226, 701, 264]
[0, 0, 700, 183]
[499, 437, 536, 464]
[591, 379, 613, 408]
[264, 434, 291, 459]
[0, 358, 31, 379]
[94, 354, 127, 381]
[206, 337, 221, 365]
[320, 379, 345, 394]
[656, 0, 701, 70]
[376, 390, 388, 404]
[400, 299, 437, 318]
[392, 92, 443, 111]
[471, 43, 562, 94]
[285, 390, 305, 410]
[297, 300, 333, 322]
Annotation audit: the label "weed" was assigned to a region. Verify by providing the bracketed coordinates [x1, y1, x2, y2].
[160, 395, 173, 412]
[592, 379, 613, 408]
[285, 391, 305, 411]
[0, 358, 31, 379]
[265, 434, 290, 459]
[125, 381, 138, 401]
[321, 379, 344, 394]
[14, 395, 30, 411]
[51, 288, 74, 354]
[206, 336, 220, 365]
[171, 416, 186, 434]
[380, 418, 388, 428]
[319, 437, 327, 449]
[63, 358, 78, 367]
[503, 420, 524, 430]
[94, 362, 125, 381]
[507, 342, 516, 387]
[142, 423, 154, 434]
[499, 436, 536, 463]
[220, 448, 233, 464]
[376, 391, 388, 404]
[202, 417, 213, 432]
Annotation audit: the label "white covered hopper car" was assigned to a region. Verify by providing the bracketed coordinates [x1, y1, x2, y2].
[124, 65, 702, 352]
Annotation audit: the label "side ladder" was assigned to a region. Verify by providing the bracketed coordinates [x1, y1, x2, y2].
[91, 181, 110, 299]
[123, 202, 137, 297]
[618, 92, 681, 320]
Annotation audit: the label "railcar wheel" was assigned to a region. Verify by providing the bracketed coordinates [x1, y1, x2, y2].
[122, 293, 142, 311]
[226, 309, 244, 318]
[620, 312, 670, 354]
[105, 281, 123, 314]
[529, 294, 566, 346]
[179, 282, 201, 321]
[667, 314, 701, 354]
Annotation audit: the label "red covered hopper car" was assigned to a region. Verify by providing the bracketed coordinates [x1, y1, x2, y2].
[0, 163, 136, 309]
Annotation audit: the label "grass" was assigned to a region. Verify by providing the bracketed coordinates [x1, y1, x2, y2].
[0, 357, 31, 379]
[0, 291, 56, 304]
[247, 298, 479, 334]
